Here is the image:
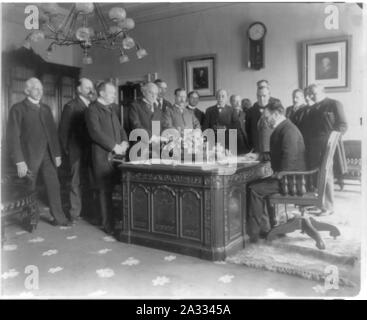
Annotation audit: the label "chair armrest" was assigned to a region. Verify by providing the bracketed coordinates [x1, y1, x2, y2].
[277, 169, 319, 196]
[277, 168, 319, 178]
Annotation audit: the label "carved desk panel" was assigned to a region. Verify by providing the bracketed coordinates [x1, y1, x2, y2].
[118, 162, 271, 260]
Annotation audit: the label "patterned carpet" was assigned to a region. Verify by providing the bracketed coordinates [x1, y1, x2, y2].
[1, 185, 362, 298]
[228, 185, 362, 290]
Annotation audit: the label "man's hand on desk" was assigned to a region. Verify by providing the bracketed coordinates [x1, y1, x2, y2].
[55, 157, 62, 167]
[16, 161, 28, 178]
[150, 135, 159, 144]
[271, 172, 282, 180]
[113, 144, 124, 155]
[244, 152, 259, 161]
[120, 141, 129, 154]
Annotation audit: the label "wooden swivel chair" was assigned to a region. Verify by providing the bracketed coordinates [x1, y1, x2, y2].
[266, 131, 341, 250]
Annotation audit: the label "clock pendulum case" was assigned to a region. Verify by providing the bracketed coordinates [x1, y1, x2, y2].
[247, 22, 267, 70]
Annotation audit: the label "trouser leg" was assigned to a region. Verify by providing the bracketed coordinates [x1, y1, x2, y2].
[40, 152, 68, 223]
[324, 168, 334, 211]
[247, 178, 280, 238]
[98, 190, 113, 230]
[69, 159, 82, 218]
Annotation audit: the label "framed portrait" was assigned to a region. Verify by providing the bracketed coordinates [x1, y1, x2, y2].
[302, 36, 351, 92]
[182, 54, 216, 100]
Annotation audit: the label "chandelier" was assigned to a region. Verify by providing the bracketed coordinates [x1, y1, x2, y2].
[24, 3, 148, 64]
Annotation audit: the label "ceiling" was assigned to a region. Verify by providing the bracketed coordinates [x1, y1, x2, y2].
[3, 2, 232, 26]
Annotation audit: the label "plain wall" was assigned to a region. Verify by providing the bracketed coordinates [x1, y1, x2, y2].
[82, 2, 364, 140]
[2, 19, 78, 67]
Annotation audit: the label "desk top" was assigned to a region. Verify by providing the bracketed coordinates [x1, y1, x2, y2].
[118, 160, 268, 176]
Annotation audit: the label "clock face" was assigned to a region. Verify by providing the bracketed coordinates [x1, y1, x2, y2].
[248, 23, 266, 41]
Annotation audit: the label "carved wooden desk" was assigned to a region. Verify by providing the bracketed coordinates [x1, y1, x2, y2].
[117, 162, 271, 260]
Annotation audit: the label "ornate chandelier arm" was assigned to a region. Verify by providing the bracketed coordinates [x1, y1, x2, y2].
[45, 34, 80, 46]
[94, 3, 111, 44]
[61, 12, 79, 45]
[92, 42, 121, 50]
[44, 22, 57, 34]
[56, 4, 76, 33]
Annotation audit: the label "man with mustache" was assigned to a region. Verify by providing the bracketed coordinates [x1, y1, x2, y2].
[59, 78, 95, 224]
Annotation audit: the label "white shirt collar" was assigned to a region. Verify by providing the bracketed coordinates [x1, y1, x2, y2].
[174, 104, 186, 113]
[97, 97, 110, 106]
[143, 98, 156, 106]
[187, 105, 195, 110]
[79, 95, 90, 106]
[273, 117, 286, 129]
[27, 97, 40, 105]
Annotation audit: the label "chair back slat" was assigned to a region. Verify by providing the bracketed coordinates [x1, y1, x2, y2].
[317, 131, 341, 204]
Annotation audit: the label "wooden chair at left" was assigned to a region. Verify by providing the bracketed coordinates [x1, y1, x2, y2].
[266, 131, 341, 250]
[1, 173, 39, 245]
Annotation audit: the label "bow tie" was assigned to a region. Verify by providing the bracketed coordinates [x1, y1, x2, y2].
[105, 104, 113, 111]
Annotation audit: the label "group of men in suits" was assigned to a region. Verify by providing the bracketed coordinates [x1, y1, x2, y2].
[7, 77, 129, 233]
[6, 75, 346, 239]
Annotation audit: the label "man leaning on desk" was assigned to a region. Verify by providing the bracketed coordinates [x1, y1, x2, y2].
[85, 81, 129, 235]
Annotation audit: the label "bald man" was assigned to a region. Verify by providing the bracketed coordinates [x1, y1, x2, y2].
[59, 78, 95, 223]
[7, 78, 70, 226]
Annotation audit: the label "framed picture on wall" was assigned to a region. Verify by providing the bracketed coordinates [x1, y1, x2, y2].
[183, 54, 217, 99]
[302, 36, 351, 92]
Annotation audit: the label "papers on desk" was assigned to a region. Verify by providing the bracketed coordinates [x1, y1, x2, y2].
[128, 157, 259, 166]
[217, 156, 259, 165]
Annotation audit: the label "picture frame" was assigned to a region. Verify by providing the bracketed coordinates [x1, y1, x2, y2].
[302, 36, 351, 92]
[182, 54, 217, 100]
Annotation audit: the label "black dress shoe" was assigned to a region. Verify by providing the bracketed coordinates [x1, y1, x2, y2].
[259, 231, 268, 239]
[60, 221, 72, 227]
[50, 219, 72, 227]
[49, 219, 58, 226]
[70, 216, 82, 225]
[101, 226, 114, 235]
[249, 236, 259, 244]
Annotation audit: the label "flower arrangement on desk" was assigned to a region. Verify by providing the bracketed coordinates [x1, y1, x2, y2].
[160, 129, 232, 164]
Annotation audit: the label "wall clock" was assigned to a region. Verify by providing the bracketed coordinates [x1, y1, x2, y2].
[248, 22, 267, 70]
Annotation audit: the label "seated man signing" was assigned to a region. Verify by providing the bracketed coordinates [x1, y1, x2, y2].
[246, 101, 306, 243]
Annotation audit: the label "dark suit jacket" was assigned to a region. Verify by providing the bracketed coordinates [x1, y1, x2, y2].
[270, 119, 306, 172]
[203, 104, 240, 131]
[236, 109, 250, 154]
[203, 104, 242, 151]
[286, 104, 310, 139]
[59, 96, 90, 165]
[246, 101, 278, 153]
[158, 98, 172, 113]
[304, 97, 347, 168]
[129, 99, 163, 142]
[188, 106, 205, 127]
[162, 105, 200, 132]
[7, 98, 61, 171]
[85, 101, 128, 189]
